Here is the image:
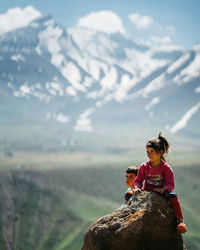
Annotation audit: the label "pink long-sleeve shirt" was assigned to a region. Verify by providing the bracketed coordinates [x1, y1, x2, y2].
[134, 161, 175, 191]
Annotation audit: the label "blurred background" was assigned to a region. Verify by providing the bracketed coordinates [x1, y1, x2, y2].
[0, 0, 200, 249]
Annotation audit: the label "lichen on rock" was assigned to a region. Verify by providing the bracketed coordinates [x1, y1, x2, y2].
[82, 191, 186, 250]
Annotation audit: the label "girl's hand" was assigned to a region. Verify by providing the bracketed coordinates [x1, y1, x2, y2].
[134, 188, 141, 194]
[154, 188, 165, 194]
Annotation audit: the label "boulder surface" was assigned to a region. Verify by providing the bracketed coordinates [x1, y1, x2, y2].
[82, 191, 185, 250]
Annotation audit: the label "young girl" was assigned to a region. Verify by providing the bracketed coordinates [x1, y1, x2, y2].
[134, 132, 187, 234]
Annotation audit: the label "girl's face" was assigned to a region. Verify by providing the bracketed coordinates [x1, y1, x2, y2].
[146, 147, 162, 162]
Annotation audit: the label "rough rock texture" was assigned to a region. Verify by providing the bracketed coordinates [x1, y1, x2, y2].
[82, 191, 185, 250]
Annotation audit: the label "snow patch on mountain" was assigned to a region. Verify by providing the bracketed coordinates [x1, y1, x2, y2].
[66, 86, 77, 96]
[142, 74, 166, 98]
[83, 76, 94, 88]
[13, 82, 50, 103]
[7, 82, 15, 89]
[173, 45, 200, 84]
[167, 52, 190, 74]
[47, 112, 71, 123]
[74, 108, 95, 132]
[36, 21, 91, 92]
[124, 47, 169, 78]
[100, 66, 118, 91]
[61, 62, 86, 92]
[36, 19, 64, 67]
[195, 86, 200, 93]
[145, 97, 160, 111]
[11, 54, 25, 62]
[167, 102, 200, 134]
[45, 78, 64, 96]
[114, 74, 134, 103]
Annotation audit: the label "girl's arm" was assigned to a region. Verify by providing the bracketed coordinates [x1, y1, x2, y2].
[134, 164, 145, 189]
[163, 164, 175, 191]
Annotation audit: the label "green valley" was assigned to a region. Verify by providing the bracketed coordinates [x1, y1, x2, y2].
[0, 152, 199, 249]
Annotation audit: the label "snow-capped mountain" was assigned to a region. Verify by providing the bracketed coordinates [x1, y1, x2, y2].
[0, 6, 200, 136]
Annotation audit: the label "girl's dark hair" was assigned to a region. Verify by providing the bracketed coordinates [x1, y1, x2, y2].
[146, 132, 170, 162]
[126, 166, 138, 175]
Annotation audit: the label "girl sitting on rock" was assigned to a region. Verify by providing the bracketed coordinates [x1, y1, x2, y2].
[134, 132, 187, 234]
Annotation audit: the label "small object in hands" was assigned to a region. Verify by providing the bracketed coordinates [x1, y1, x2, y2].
[177, 222, 187, 234]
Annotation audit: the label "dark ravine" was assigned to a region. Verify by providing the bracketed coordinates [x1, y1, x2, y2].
[82, 191, 186, 250]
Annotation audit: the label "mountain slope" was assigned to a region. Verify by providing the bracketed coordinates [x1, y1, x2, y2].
[0, 7, 200, 148]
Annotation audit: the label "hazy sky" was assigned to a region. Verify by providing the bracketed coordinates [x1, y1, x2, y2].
[0, 0, 199, 48]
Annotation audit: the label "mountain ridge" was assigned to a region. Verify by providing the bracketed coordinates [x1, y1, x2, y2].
[0, 7, 200, 140]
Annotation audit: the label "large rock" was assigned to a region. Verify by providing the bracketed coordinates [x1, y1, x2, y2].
[82, 191, 185, 250]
